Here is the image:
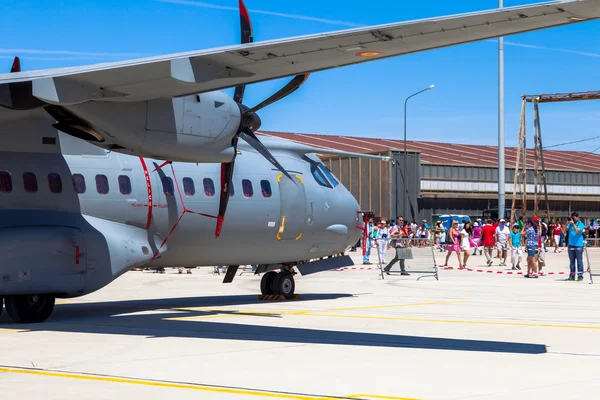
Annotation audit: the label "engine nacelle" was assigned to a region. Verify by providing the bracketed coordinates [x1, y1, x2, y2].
[54, 91, 241, 163]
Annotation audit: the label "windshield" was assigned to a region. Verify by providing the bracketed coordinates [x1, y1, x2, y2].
[310, 163, 331, 188]
[318, 163, 339, 187]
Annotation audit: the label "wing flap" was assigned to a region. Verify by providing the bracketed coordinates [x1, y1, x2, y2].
[1, 0, 598, 107]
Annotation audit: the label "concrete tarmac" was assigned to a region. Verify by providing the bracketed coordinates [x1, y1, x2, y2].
[1, 246, 599, 399]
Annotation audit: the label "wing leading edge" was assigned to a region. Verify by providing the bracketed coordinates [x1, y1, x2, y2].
[1, 0, 599, 108]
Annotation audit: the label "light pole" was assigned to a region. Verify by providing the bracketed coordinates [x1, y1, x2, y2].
[498, 0, 506, 222]
[402, 84, 435, 219]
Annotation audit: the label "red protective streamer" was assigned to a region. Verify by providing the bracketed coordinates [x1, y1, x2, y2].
[139, 157, 153, 230]
[150, 163, 217, 261]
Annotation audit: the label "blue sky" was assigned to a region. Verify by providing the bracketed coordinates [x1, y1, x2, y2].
[2, 0, 600, 151]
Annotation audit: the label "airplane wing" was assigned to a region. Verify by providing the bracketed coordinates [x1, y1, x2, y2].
[1, 0, 599, 108]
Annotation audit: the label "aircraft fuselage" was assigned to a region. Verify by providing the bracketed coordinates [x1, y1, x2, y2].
[0, 134, 362, 299]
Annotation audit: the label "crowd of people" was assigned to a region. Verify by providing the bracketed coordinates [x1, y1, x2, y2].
[360, 212, 590, 280]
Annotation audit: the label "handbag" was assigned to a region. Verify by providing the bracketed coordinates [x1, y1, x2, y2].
[395, 247, 413, 259]
[444, 230, 454, 244]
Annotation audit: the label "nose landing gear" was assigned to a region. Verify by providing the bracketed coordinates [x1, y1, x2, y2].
[260, 269, 296, 299]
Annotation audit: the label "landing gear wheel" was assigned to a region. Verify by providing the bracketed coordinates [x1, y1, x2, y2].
[4, 294, 55, 323]
[272, 271, 295, 299]
[260, 271, 277, 295]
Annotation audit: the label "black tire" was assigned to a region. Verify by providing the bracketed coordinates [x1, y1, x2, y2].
[260, 271, 277, 295]
[4, 294, 55, 324]
[273, 271, 295, 299]
[0, 297, 3, 317]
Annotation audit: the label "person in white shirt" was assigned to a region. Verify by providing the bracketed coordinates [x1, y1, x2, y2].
[495, 219, 510, 266]
[460, 220, 473, 268]
[374, 220, 390, 265]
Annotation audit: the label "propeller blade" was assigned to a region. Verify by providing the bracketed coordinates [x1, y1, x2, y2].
[239, 129, 297, 185]
[10, 56, 20, 73]
[244, 73, 310, 116]
[233, 0, 253, 104]
[239, 0, 253, 45]
[215, 138, 239, 238]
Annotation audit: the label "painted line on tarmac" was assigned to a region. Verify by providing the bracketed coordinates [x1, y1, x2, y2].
[437, 265, 579, 275]
[301, 312, 600, 330]
[329, 300, 470, 311]
[166, 307, 600, 330]
[0, 366, 404, 399]
[348, 395, 419, 400]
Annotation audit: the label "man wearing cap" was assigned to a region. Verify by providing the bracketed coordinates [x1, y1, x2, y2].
[566, 212, 585, 281]
[374, 220, 390, 266]
[495, 219, 510, 266]
[363, 217, 374, 265]
[384, 216, 410, 276]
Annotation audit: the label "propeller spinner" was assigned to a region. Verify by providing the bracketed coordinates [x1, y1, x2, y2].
[215, 0, 310, 238]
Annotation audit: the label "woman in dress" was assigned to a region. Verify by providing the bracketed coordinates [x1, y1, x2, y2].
[444, 220, 463, 268]
[460, 220, 473, 268]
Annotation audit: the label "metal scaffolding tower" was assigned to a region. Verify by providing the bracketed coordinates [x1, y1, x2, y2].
[510, 91, 600, 224]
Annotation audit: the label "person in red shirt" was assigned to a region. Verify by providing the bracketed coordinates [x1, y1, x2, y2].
[552, 221, 562, 253]
[481, 218, 496, 266]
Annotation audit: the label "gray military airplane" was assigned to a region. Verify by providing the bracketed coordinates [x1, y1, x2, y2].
[1, 0, 599, 324]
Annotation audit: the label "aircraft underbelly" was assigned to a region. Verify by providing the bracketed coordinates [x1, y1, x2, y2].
[0, 226, 87, 296]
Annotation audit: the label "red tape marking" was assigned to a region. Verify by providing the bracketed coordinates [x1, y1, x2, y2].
[149, 162, 217, 261]
[139, 157, 153, 230]
[75, 246, 80, 265]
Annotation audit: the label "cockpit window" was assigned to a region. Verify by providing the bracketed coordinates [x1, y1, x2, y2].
[310, 163, 331, 188]
[319, 164, 339, 187]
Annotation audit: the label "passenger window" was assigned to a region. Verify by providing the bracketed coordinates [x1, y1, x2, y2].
[96, 174, 109, 194]
[229, 182, 235, 197]
[118, 175, 131, 195]
[260, 180, 272, 198]
[72, 174, 86, 194]
[242, 179, 253, 198]
[310, 164, 331, 188]
[183, 177, 195, 196]
[48, 173, 63, 193]
[161, 176, 174, 196]
[203, 178, 215, 197]
[0, 171, 12, 193]
[320, 164, 339, 187]
[23, 172, 38, 193]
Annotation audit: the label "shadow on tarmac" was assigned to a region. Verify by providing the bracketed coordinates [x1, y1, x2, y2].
[0, 294, 547, 355]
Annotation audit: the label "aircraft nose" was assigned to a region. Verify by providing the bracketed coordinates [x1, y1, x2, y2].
[343, 191, 363, 249]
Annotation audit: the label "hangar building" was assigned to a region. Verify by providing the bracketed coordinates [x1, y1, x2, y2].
[259, 131, 600, 222]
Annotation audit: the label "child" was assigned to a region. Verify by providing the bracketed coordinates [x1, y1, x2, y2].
[509, 224, 522, 270]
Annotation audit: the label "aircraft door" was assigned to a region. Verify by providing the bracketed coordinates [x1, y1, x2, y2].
[276, 174, 306, 241]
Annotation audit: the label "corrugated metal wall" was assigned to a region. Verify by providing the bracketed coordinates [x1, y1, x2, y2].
[320, 155, 600, 222]
[323, 152, 391, 219]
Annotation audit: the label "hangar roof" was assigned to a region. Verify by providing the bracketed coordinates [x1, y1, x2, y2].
[258, 131, 600, 172]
